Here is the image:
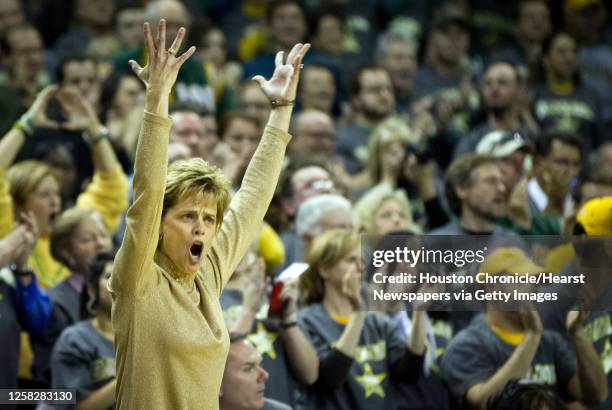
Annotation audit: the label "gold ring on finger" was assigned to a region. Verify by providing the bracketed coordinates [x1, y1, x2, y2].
[168, 48, 177, 55]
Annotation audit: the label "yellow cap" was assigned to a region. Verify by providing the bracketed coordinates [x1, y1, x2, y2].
[565, 0, 602, 10]
[576, 196, 612, 236]
[480, 247, 544, 276]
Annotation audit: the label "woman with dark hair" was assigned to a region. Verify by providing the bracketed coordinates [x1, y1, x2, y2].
[30, 207, 112, 386]
[50, 251, 116, 410]
[98, 70, 144, 167]
[298, 229, 424, 410]
[531, 31, 603, 151]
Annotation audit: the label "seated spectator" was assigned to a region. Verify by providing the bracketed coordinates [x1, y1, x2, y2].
[528, 130, 581, 216]
[113, 0, 233, 113]
[353, 185, 420, 236]
[242, 0, 343, 108]
[0, 0, 24, 36]
[487, 379, 564, 410]
[0, 85, 128, 288]
[99, 70, 145, 162]
[371, 233, 453, 410]
[442, 246, 607, 409]
[219, 112, 261, 184]
[219, 333, 292, 410]
[298, 65, 336, 117]
[238, 81, 271, 130]
[30, 140, 80, 206]
[31, 207, 112, 385]
[298, 229, 424, 409]
[222, 248, 317, 407]
[56, 56, 101, 109]
[168, 102, 219, 161]
[430, 155, 511, 235]
[336, 66, 396, 175]
[290, 110, 336, 161]
[540, 197, 612, 410]
[0, 24, 48, 134]
[531, 31, 603, 152]
[114, 2, 145, 52]
[51, 0, 115, 74]
[564, 0, 612, 131]
[309, 7, 365, 83]
[475, 130, 562, 235]
[274, 156, 338, 271]
[376, 30, 418, 112]
[193, 25, 243, 93]
[0, 217, 52, 393]
[454, 61, 538, 158]
[296, 194, 354, 249]
[590, 141, 612, 175]
[488, 1, 552, 81]
[50, 252, 116, 409]
[412, 8, 471, 104]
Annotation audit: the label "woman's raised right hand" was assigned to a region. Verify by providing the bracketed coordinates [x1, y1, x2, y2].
[129, 19, 196, 95]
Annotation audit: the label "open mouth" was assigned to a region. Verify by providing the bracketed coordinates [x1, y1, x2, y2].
[49, 212, 58, 224]
[189, 241, 203, 263]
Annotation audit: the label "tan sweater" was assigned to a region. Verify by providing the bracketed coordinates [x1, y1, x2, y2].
[110, 112, 290, 409]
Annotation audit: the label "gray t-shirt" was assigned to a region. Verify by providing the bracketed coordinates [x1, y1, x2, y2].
[51, 320, 115, 410]
[441, 314, 576, 408]
[298, 303, 410, 410]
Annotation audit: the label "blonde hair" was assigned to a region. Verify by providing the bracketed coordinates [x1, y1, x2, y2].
[353, 184, 420, 235]
[163, 158, 232, 227]
[368, 116, 417, 184]
[300, 229, 360, 305]
[7, 161, 58, 207]
[50, 207, 96, 268]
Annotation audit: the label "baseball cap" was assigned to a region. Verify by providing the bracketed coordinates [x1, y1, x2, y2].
[476, 131, 532, 158]
[565, 0, 602, 10]
[480, 247, 544, 276]
[576, 196, 612, 236]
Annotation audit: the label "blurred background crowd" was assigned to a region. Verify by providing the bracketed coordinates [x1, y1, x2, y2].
[1, 0, 612, 409]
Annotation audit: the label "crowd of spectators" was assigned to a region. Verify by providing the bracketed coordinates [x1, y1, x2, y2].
[2, 0, 612, 409]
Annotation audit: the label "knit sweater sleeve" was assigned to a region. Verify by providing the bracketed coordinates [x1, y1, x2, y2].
[208, 125, 291, 294]
[110, 112, 172, 296]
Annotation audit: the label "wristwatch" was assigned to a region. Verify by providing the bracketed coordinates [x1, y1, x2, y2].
[84, 126, 110, 146]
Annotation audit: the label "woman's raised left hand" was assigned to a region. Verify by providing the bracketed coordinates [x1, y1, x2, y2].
[252, 43, 310, 104]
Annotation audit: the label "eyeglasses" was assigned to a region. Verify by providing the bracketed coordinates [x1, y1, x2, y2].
[307, 179, 335, 191]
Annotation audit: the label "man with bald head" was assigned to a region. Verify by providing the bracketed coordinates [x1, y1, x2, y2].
[112, 0, 233, 113]
[291, 110, 335, 158]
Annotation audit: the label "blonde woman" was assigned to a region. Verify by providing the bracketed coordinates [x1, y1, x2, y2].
[353, 184, 421, 236]
[110, 20, 309, 409]
[298, 229, 424, 410]
[345, 116, 417, 194]
[0, 86, 128, 288]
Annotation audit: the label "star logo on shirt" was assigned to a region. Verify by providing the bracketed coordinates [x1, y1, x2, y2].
[248, 322, 277, 360]
[355, 363, 386, 398]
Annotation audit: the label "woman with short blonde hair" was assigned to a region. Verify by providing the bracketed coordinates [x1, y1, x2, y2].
[109, 20, 311, 409]
[353, 184, 420, 236]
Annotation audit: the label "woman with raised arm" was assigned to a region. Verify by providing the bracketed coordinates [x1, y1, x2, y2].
[109, 20, 309, 409]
